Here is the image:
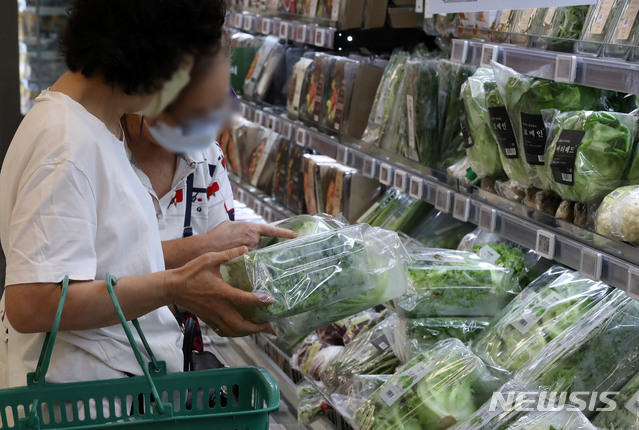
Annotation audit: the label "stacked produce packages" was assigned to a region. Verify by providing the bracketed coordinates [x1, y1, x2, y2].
[243, 36, 285, 100]
[221, 224, 409, 342]
[577, 0, 625, 56]
[593, 370, 639, 429]
[355, 338, 506, 430]
[472, 266, 611, 373]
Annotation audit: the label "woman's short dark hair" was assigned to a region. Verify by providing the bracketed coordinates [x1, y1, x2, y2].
[59, 0, 226, 95]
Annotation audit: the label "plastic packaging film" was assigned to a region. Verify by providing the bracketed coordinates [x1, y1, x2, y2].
[257, 214, 349, 248]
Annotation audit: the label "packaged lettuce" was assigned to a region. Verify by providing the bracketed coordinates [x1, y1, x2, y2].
[609, 186, 639, 245]
[355, 338, 506, 430]
[510, 8, 548, 47]
[221, 224, 409, 323]
[544, 110, 636, 204]
[592, 370, 639, 429]
[394, 249, 519, 318]
[257, 214, 348, 248]
[594, 186, 638, 238]
[394, 317, 490, 363]
[506, 410, 598, 430]
[535, 6, 589, 51]
[473, 266, 611, 373]
[493, 63, 601, 189]
[460, 68, 504, 178]
[515, 291, 639, 417]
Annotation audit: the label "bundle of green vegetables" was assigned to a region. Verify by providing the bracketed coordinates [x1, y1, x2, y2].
[592, 370, 639, 429]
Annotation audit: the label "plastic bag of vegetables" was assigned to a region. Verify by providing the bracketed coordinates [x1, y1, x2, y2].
[330, 375, 391, 423]
[220, 224, 409, 323]
[257, 214, 348, 248]
[460, 68, 504, 178]
[493, 62, 600, 189]
[608, 186, 639, 245]
[394, 249, 519, 318]
[394, 317, 490, 363]
[472, 266, 612, 373]
[297, 383, 331, 425]
[592, 370, 639, 429]
[515, 290, 639, 417]
[543, 110, 636, 204]
[409, 210, 476, 250]
[355, 338, 506, 430]
[321, 315, 401, 395]
[505, 409, 598, 430]
[594, 185, 638, 239]
[534, 6, 589, 52]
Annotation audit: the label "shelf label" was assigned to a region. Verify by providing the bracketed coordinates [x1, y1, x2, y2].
[480, 44, 498, 67]
[409, 177, 423, 199]
[479, 206, 497, 232]
[627, 269, 639, 300]
[261, 18, 271, 34]
[337, 146, 350, 165]
[243, 15, 254, 32]
[394, 170, 408, 192]
[254, 110, 264, 126]
[294, 24, 307, 42]
[281, 122, 292, 139]
[253, 200, 263, 215]
[450, 39, 469, 64]
[555, 55, 577, 83]
[244, 106, 255, 122]
[296, 127, 308, 145]
[453, 195, 470, 222]
[478, 244, 501, 264]
[263, 207, 273, 223]
[580, 248, 603, 281]
[363, 157, 378, 179]
[234, 14, 243, 28]
[416, 0, 424, 13]
[536, 230, 556, 259]
[435, 188, 452, 213]
[279, 21, 290, 39]
[379, 163, 394, 186]
[240, 103, 249, 118]
[315, 28, 326, 47]
[236, 188, 245, 203]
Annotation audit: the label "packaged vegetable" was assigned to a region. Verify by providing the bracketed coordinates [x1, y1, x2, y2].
[411, 210, 477, 250]
[507, 410, 598, 430]
[257, 214, 348, 248]
[493, 63, 601, 189]
[297, 383, 332, 425]
[460, 68, 504, 178]
[592, 370, 639, 429]
[221, 224, 408, 323]
[395, 249, 519, 318]
[510, 9, 548, 46]
[515, 291, 639, 417]
[243, 36, 281, 98]
[609, 186, 639, 244]
[379, 199, 434, 236]
[492, 10, 514, 43]
[394, 317, 490, 363]
[308, 345, 343, 381]
[604, 0, 639, 58]
[331, 375, 392, 422]
[544, 110, 636, 204]
[473, 266, 611, 373]
[355, 338, 506, 430]
[594, 186, 637, 238]
[535, 6, 589, 51]
[577, 0, 626, 56]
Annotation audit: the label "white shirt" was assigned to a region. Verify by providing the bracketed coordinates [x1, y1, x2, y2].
[0, 91, 183, 387]
[128, 143, 235, 241]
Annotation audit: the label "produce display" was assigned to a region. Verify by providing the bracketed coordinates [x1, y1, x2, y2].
[257, 214, 347, 248]
[592, 370, 639, 429]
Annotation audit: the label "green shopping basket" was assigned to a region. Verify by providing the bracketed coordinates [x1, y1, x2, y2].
[0, 274, 280, 429]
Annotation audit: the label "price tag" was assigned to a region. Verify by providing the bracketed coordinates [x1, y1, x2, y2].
[279, 21, 291, 39]
[254, 110, 264, 126]
[379, 163, 394, 186]
[424, 184, 437, 205]
[627, 268, 639, 300]
[315, 28, 326, 47]
[409, 177, 423, 199]
[253, 200, 263, 215]
[261, 18, 271, 34]
[555, 55, 577, 83]
[480, 44, 498, 68]
[240, 103, 249, 118]
[294, 24, 307, 42]
[363, 157, 378, 179]
[478, 245, 501, 264]
[394, 170, 407, 192]
[450, 39, 469, 64]
[263, 207, 273, 223]
[296, 127, 308, 145]
[435, 188, 452, 213]
[479, 206, 497, 233]
[536, 230, 556, 260]
[336, 146, 350, 165]
[453, 195, 470, 222]
[281, 122, 292, 139]
[415, 0, 424, 13]
[243, 15, 254, 32]
[580, 248, 603, 281]
[236, 188, 245, 203]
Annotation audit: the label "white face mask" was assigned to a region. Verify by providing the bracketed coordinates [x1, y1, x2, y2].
[146, 107, 232, 153]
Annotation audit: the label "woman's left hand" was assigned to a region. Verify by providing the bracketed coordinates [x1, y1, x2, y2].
[205, 220, 297, 251]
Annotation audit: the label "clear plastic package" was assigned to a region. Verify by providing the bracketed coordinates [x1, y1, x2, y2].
[330, 374, 392, 422]
[592, 370, 639, 429]
[297, 383, 332, 425]
[534, 6, 589, 51]
[594, 185, 638, 238]
[394, 249, 518, 318]
[577, 0, 626, 56]
[257, 214, 348, 248]
[410, 210, 476, 250]
[221, 224, 409, 323]
[473, 266, 611, 373]
[511, 9, 548, 47]
[609, 186, 639, 244]
[543, 110, 636, 204]
[355, 338, 506, 430]
[243, 36, 282, 99]
[507, 410, 598, 430]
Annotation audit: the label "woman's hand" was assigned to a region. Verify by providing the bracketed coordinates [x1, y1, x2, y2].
[205, 220, 297, 251]
[168, 246, 275, 337]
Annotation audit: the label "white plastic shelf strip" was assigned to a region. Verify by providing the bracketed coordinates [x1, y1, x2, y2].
[228, 173, 295, 222]
[227, 11, 336, 49]
[451, 39, 639, 94]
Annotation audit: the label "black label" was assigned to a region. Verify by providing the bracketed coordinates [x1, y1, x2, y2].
[371, 334, 390, 352]
[488, 106, 518, 159]
[551, 129, 585, 186]
[521, 113, 547, 166]
[459, 100, 473, 148]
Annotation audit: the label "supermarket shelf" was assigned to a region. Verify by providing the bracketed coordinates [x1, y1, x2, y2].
[451, 38, 639, 94]
[228, 5, 336, 28]
[238, 98, 639, 299]
[228, 172, 297, 222]
[21, 5, 67, 15]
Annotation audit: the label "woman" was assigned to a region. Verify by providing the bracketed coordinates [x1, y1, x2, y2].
[0, 0, 276, 388]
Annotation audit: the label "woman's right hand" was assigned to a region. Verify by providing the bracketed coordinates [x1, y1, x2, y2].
[168, 246, 275, 338]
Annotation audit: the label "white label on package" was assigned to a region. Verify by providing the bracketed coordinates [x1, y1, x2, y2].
[510, 291, 565, 334]
[499, 10, 511, 27]
[591, 0, 615, 35]
[544, 7, 558, 25]
[380, 361, 431, 407]
[516, 9, 535, 33]
[617, 0, 639, 40]
[406, 95, 416, 150]
[427, 0, 594, 14]
[331, 0, 340, 21]
[478, 245, 500, 264]
[625, 389, 639, 416]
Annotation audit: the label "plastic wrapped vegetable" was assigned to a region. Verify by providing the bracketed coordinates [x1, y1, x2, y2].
[515, 291, 639, 417]
[460, 68, 504, 178]
[609, 186, 639, 244]
[473, 266, 611, 373]
[331, 375, 392, 423]
[577, 0, 626, 56]
[594, 186, 637, 238]
[535, 6, 589, 51]
[417, 58, 441, 167]
[257, 214, 348, 248]
[510, 8, 548, 47]
[394, 317, 490, 363]
[221, 224, 409, 323]
[355, 338, 506, 430]
[394, 249, 518, 318]
[592, 370, 639, 429]
[544, 111, 636, 204]
[410, 210, 476, 250]
[297, 383, 331, 425]
[321, 316, 401, 395]
[506, 410, 598, 430]
[493, 63, 600, 189]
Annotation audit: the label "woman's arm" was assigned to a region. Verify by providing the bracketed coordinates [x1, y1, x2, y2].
[6, 247, 274, 338]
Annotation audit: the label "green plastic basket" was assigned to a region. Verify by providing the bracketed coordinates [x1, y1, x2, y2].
[0, 274, 280, 429]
